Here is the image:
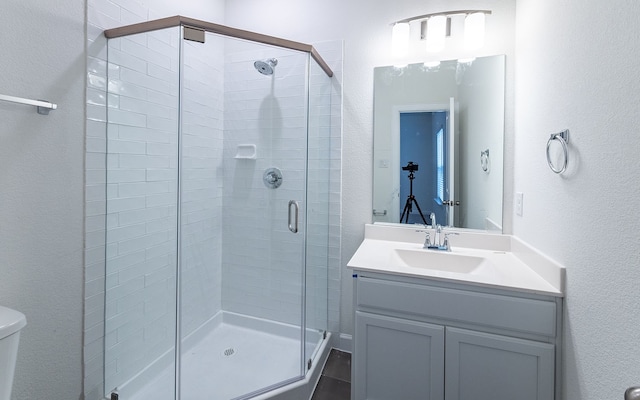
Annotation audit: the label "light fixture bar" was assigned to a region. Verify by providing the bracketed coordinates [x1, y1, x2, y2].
[392, 9, 491, 25]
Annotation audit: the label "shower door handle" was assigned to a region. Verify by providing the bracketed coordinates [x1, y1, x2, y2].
[288, 200, 299, 233]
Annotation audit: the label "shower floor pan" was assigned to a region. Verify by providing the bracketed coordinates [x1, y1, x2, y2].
[116, 312, 329, 400]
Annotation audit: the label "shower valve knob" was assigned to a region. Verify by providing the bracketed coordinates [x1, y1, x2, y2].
[263, 167, 283, 189]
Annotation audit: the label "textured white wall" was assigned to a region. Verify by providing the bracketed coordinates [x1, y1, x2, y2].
[514, 0, 640, 398]
[0, 1, 85, 399]
[225, 0, 516, 339]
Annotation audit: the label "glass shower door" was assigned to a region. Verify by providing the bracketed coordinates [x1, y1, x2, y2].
[178, 30, 310, 399]
[104, 26, 181, 400]
[304, 58, 331, 366]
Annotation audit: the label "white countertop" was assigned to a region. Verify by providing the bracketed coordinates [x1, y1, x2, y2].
[347, 224, 565, 297]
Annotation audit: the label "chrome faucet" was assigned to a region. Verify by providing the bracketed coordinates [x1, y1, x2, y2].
[421, 223, 458, 251]
[434, 224, 442, 248]
[429, 212, 437, 228]
[418, 213, 458, 251]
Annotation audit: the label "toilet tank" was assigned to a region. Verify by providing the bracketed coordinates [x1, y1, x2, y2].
[0, 306, 26, 400]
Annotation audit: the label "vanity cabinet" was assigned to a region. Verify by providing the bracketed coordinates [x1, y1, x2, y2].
[352, 272, 562, 400]
[354, 312, 444, 399]
[445, 327, 555, 400]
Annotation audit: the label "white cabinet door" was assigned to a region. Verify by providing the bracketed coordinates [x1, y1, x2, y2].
[445, 327, 555, 400]
[353, 311, 445, 400]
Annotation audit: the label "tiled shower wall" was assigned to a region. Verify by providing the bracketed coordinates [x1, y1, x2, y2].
[84, 2, 343, 399]
[221, 44, 310, 326]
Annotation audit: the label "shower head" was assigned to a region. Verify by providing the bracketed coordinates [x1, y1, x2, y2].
[254, 58, 278, 75]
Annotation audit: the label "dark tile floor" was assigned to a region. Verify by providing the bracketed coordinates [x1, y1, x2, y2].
[311, 349, 351, 400]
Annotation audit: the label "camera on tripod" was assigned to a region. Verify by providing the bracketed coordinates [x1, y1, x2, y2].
[402, 161, 419, 172]
[400, 161, 427, 224]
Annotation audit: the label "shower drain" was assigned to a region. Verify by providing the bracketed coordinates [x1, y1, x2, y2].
[223, 347, 236, 357]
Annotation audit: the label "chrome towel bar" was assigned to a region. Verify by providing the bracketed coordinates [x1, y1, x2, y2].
[0, 94, 57, 115]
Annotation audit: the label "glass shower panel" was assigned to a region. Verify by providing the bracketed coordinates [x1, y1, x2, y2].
[176, 25, 224, 379]
[304, 59, 331, 365]
[178, 31, 309, 399]
[104, 27, 181, 400]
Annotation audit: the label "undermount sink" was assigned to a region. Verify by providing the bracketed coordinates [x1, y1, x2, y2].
[390, 248, 489, 274]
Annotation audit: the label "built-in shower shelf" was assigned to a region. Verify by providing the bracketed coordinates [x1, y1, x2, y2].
[234, 144, 257, 159]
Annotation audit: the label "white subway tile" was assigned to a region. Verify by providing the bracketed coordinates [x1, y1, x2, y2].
[118, 0, 146, 19]
[117, 206, 172, 226]
[146, 168, 176, 182]
[107, 222, 146, 244]
[107, 196, 146, 215]
[146, 115, 178, 132]
[108, 77, 147, 100]
[108, 108, 147, 127]
[108, 48, 147, 74]
[117, 232, 170, 256]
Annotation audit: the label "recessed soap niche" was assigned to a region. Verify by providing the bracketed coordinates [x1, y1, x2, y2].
[234, 144, 256, 159]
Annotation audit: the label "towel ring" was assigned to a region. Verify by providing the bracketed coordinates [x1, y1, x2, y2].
[546, 129, 570, 174]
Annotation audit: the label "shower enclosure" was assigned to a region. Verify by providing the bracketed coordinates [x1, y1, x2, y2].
[102, 17, 333, 400]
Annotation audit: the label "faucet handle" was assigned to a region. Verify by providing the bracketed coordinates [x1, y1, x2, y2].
[423, 232, 432, 248]
[443, 232, 459, 251]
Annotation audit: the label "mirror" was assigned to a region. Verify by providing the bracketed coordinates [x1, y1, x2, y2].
[373, 55, 505, 231]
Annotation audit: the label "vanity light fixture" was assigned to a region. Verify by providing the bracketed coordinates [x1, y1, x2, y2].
[392, 22, 411, 57]
[425, 15, 447, 52]
[390, 9, 491, 56]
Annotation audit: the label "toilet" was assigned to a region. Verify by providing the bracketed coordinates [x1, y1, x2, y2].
[0, 306, 26, 400]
